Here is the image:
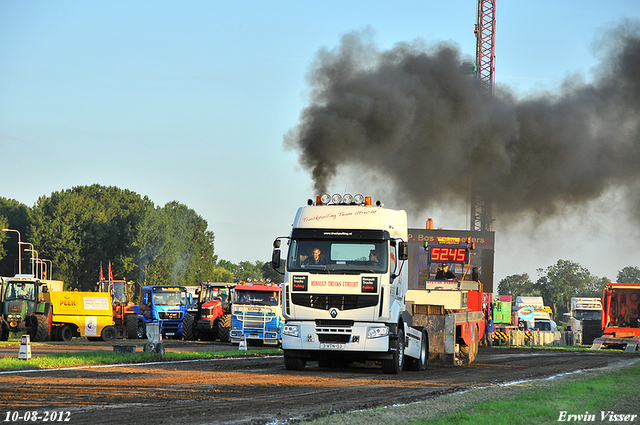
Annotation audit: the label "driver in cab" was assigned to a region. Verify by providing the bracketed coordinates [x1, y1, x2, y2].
[435, 263, 456, 280]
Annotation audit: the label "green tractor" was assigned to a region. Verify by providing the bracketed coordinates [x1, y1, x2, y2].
[1, 275, 55, 341]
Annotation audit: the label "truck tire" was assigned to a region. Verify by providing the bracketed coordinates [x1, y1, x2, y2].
[60, 325, 73, 342]
[217, 314, 231, 342]
[136, 320, 146, 339]
[407, 330, 427, 371]
[182, 313, 196, 340]
[101, 326, 117, 342]
[31, 314, 50, 342]
[382, 328, 405, 374]
[284, 352, 307, 370]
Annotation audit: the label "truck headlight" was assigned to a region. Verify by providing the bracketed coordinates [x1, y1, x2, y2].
[283, 324, 300, 337]
[367, 326, 389, 339]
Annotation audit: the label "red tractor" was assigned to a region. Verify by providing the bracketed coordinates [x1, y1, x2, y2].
[183, 281, 235, 342]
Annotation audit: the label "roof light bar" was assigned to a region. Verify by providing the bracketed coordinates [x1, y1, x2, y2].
[311, 193, 374, 206]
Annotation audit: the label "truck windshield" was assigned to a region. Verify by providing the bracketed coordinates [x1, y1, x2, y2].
[202, 287, 230, 303]
[287, 240, 388, 273]
[4, 282, 36, 301]
[234, 290, 279, 306]
[575, 310, 602, 320]
[153, 291, 187, 306]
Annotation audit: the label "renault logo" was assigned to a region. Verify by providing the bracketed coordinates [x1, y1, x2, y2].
[329, 308, 339, 318]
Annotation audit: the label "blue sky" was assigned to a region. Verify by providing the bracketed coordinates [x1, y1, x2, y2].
[1, 1, 639, 287]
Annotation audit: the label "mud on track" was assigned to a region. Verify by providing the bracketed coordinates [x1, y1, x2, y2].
[0, 343, 638, 425]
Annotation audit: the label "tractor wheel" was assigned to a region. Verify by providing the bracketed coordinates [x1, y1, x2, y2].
[60, 325, 73, 342]
[31, 314, 50, 342]
[217, 314, 231, 342]
[126, 315, 139, 339]
[182, 313, 196, 340]
[101, 326, 117, 342]
[382, 327, 405, 374]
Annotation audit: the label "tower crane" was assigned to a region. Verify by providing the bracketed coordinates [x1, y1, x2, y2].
[470, 0, 496, 232]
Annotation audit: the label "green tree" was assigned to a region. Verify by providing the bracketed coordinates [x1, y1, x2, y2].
[262, 259, 284, 284]
[617, 266, 640, 283]
[209, 266, 234, 283]
[235, 260, 265, 281]
[535, 260, 605, 318]
[497, 273, 536, 298]
[30, 185, 153, 290]
[218, 259, 240, 277]
[135, 201, 217, 287]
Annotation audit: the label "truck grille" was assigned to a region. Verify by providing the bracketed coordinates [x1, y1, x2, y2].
[159, 312, 182, 320]
[291, 294, 377, 311]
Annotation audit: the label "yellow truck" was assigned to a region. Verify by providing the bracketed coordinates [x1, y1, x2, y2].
[44, 291, 117, 341]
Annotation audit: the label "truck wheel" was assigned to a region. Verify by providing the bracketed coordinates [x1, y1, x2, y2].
[407, 331, 427, 371]
[31, 314, 50, 342]
[60, 325, 73, 342]
[136, 321, 146, 339]
[217, 314, 231, 342]
[382, 328, 405, 374]
[284, 352, 307, 370]
[182, 313, 195, 340]
[126, 315, 139, 339]
[101, 326, 117, 342]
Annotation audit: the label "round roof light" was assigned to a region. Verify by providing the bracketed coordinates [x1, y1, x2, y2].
[331, 193, 343, 204]
[354, 194, 365, 205]
[320, 193, 331, 205]
[343, 193, 354, 204]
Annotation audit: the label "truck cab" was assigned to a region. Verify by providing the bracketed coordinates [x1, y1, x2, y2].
[230, 281, 283, 345]
[135, 285, 189, 339]
[273, 194, 411, 373]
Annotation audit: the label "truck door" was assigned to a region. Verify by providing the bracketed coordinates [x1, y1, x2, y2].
[140, 288, 153, 320]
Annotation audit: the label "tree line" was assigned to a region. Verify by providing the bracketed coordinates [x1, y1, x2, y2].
[0, 185, 282, 299]
[497, 260, 640, 318]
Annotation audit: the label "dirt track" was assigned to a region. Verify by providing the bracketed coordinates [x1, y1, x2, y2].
[0, 341, 638, 425]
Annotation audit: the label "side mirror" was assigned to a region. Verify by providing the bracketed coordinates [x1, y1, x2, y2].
[143, 293, 149, 305]
[41, 285, 49, 293]
[398, 242, 409, 261]
[271, 249, 281, 269]
[273, 239, 281, 249]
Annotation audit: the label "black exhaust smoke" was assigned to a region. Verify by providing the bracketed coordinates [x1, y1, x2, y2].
[284, 21, 640, 224]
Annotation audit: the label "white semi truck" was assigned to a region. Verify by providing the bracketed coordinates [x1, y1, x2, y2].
[271, 193, 486, 374]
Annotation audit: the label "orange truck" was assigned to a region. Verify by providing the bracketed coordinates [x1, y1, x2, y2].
[591, 283, 640, 351]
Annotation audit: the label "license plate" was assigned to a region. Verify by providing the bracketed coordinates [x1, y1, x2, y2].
[320, 343, 345, 349]
[247, 335, 260, 339]
[165, 332, 175, 336]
